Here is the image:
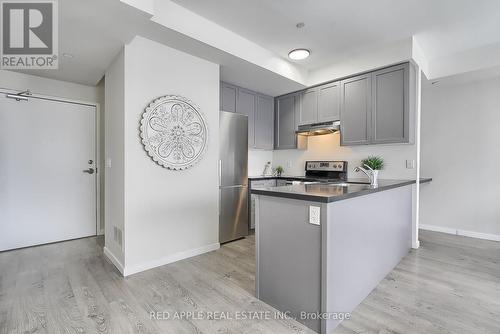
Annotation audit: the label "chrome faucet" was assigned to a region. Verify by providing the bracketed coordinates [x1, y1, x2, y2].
[354, 164, 378, 186]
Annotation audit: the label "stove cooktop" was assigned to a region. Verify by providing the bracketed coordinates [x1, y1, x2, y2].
[304, 160, 348, 182]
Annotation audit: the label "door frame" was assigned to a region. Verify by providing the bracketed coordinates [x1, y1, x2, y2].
[0, 88, 102, 236]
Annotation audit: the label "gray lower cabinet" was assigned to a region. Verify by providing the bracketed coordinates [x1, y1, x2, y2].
[237, 88, 256, 147]
[220, 82, 237, 113]
[318, 81, 341, 122]
[220, 82, 274, 150]
[255, 95, 274, 150]
[250, 179, 276, 229]
[372, 63, 409, 144]
[340, 73, 372, 145]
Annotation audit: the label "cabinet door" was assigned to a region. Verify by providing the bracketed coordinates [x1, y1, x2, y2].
[372, 63, 409, 144]
[340, 74, 372, 145]
[255, 94, 274, 150]
[275, 94, 297, 149]
[299, 88, 318, 125]
[220, 82, 237, 113]
[237, 88, 256, 147]
[318, 81, 340, 122]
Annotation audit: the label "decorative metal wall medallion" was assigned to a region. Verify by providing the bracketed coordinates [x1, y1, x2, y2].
[140, 95, 208, 170]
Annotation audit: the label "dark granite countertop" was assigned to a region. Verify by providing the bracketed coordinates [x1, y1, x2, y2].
[250, 178, 432, 203]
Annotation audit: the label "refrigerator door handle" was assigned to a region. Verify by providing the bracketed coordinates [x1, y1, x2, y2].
[219, 159, 222, 186]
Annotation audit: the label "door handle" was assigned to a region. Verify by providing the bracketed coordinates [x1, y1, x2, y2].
[83, 168, 95, 174]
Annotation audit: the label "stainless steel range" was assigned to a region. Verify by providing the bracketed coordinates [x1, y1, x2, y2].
[280, 161, 348, 185]
[303, 160, 348, 182]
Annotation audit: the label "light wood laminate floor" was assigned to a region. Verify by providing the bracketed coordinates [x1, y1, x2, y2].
[1, 230, 499, 334]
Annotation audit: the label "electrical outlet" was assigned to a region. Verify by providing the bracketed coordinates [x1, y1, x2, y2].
[287, 161, 292, 168]
[309, 206, 321, 225]
[406, 159, 415, 169]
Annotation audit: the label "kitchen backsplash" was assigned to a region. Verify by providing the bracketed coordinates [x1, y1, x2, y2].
[272, 133, 417, 180]
[248, 149, 273, 177]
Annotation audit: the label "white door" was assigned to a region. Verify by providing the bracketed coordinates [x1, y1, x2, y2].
[0, 93, 97, 251]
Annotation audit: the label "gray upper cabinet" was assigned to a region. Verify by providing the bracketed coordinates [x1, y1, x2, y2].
[237, 88, 256, 147]
[221, 82, 237, 113]
[255, 95, 274, 150]
[275, 93, 298, 149]
[339, 63, 411, 146]
[299, 88, 318, 125]
[220, 82, 274, 150]
[298, 82, 341, 125]
[223, 63, 411, 150]
[318, 81, 340, 122]
[372, 63, 409, 144]
[340, 73, 372, 145]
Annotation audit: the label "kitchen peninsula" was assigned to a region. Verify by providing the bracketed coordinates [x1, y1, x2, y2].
[252, 178, 431, 333]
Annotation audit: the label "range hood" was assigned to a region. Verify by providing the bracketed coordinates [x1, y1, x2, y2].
[296, 120, 340, 136]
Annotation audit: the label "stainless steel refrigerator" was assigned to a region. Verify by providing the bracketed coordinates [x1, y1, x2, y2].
[219, 111, 249, 243]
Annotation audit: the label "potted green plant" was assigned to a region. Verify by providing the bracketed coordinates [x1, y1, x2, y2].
[359, 156, 384, 186]
[274, 166, 284, 177]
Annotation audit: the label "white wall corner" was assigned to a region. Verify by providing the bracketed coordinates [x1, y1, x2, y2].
[411, 36, 430, 77]
[411, 67, 423, 249]
[103, 246, 125, 275]
[123, 243, 220, 277]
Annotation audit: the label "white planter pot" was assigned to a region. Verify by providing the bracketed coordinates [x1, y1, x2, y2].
[371, 170, 379, 186]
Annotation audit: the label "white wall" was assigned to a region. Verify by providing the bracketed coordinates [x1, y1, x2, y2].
[104, 50, 126, 265]
[420, 76, 500, 239]
[248, 150, 273, 176]
[273, 134, 417, 180]
[122, 36, 220, 274]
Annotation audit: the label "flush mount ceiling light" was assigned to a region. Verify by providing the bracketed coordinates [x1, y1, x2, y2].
[288, 49, 310, 60]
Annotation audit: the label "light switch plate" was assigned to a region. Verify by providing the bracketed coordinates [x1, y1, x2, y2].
[309, 206, 320, 225]
[105, 158, 112, 168]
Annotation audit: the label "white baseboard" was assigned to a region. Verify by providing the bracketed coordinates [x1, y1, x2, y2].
[420, 224, 500, 242]
[103, 246, 125, 275]
[123, 242, 220, 277]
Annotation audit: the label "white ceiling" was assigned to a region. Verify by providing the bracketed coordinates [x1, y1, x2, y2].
[17, 0, 141, 85]
[11, 0, 306, 95]
[9, 0, 500, 95]
[172, 0, 500, 70]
